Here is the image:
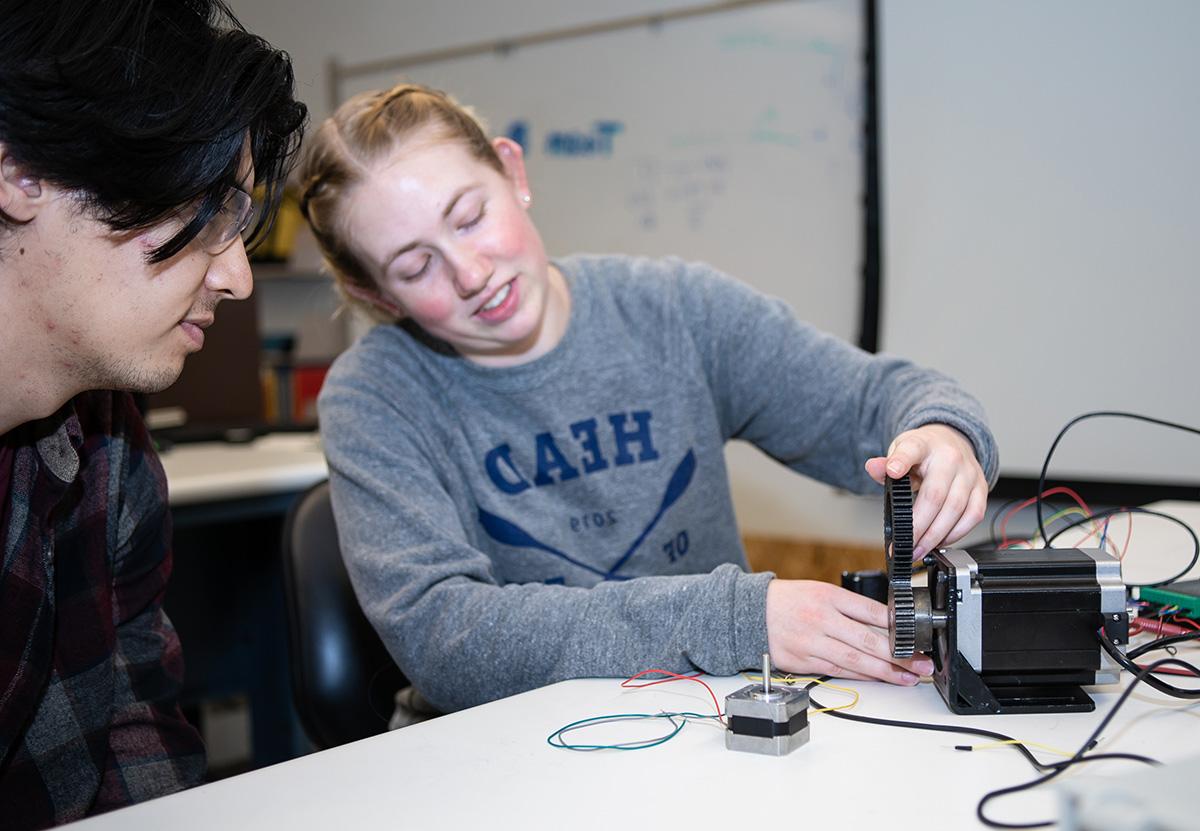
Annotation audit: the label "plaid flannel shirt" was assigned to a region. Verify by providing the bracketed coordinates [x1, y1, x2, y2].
[0, 391, 205, 829]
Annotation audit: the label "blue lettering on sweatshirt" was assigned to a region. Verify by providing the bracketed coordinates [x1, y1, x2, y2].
[478, 447, 696, 581]
[484, 409, 659, 493]
[532, 431, 581, 486]
[609, 411, 660, 465]
[484, 443, 531, 495]
[569, 418, 609, 473]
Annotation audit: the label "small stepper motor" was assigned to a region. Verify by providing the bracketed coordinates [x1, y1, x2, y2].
[724, 654, 810, 755]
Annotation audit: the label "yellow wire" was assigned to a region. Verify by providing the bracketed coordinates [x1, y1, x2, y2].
[739, 673, 860, 713]
[1029, 507, 1088, 546]
[1029, 507, 1120, 557]
[965, 738, 1075, 758]
[1043, 506, 1089, 525]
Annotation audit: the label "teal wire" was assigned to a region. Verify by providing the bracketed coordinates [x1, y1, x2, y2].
[547, 712, 720, 751]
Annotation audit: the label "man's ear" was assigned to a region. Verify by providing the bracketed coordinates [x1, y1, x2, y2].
[342, 281, 406, 319]
[491, 137, 532, 207]
[0, 147, 45, 224]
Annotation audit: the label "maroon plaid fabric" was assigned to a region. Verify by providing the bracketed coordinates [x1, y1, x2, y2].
[0, 391, 205, 829]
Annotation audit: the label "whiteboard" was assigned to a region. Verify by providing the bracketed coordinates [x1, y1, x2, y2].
[879, 0, 1200, 487]
[341, 0, 866, 343]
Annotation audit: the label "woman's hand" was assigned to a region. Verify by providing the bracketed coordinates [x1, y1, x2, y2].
[865, 423, 988, 559]
[766, 579, 934, 684]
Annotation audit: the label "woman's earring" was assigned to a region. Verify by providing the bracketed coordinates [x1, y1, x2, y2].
[522, 194, 532, 204]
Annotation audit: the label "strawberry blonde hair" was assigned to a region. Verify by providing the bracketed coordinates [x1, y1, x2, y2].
[298, 83, 503, 322]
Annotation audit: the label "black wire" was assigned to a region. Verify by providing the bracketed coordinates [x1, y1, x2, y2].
[975, 756, 1139, 831]
[1051, 752, 1161, 765]
[1036, 411, 1200, 545]
[1044, 506, 1200, 587]
[807, 681, 1072, 773]
[980, 497, 1023, 547]
[1099, 629, 1200, 695]
[973, 754, 1155, 830]
[805, 641, 1198, 830]
[980, 632, 1199, 826]
[976, 653, 1199, 828]
[1127, 629, 1200, 661]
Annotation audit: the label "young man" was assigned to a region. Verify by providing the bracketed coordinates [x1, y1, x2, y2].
[0, 1, 306, 827]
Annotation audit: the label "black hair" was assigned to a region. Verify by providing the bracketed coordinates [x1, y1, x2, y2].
[0, 0, 307, 262]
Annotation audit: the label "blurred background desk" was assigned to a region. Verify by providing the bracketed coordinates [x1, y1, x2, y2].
[163, 431, 327, 517]
[160, 432, 327, 774]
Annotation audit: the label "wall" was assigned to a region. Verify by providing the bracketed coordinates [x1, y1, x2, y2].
[231, 0, 891, 546]
[880, 0, 1200, 487]
[234, 0, 719, 127]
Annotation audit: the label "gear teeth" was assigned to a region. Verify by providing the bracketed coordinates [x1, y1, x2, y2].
[884, 476, 917, 659]
[885, 475, 915, 583]
[889, 586, 917, 658]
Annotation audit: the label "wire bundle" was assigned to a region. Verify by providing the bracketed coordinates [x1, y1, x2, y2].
[546, 669, 858, 752]
[978, 411, 1200, 588]
[546, 670, 723, 752]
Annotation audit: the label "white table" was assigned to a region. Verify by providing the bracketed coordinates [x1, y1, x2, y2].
[64, 660, 1198, 829]
[160, 432, 327, 506]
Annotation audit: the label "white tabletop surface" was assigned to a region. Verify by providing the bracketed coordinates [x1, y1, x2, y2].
[159, 432, 327, 506]
[63, 661, 1198, 830]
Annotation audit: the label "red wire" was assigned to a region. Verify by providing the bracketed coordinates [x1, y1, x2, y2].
[1137, 663, 1200, 677]
[1133, 614, 1200, 636]
[1173, 615, 1200, 632]
[1128, 617, 1200, 675]
[1130, 617, 1192, 638]
[1120, 509, 1135, 560]
[999, 487, 1094, 547]
[621, 669, 725, 721]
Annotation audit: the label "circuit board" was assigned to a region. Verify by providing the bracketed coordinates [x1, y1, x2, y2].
[1138, 579, 1200, 617]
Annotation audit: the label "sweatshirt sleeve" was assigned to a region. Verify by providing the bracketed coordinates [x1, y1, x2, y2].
[318, 353, 773, 713]
[670, 261, 999, 491]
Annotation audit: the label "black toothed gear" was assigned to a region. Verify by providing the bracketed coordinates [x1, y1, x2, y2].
[884, 476, 917, 659]
[885, 475, 915, 585]
[889, 586, 917, 658]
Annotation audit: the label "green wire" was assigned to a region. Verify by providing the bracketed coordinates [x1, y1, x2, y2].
[547, 712, 721, 751]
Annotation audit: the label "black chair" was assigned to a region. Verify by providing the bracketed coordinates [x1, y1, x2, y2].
[281, 480, 407, 750]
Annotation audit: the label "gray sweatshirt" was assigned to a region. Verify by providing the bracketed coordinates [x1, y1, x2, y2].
[319, 255, 998, 713]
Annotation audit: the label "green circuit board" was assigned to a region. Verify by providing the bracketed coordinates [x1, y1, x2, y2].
[1137, 579, 1200, 617]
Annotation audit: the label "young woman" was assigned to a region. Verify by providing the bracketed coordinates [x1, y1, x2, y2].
[299, 83, 997, 719]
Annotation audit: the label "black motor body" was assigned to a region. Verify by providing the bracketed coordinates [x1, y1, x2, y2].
[926, 547, 1128, 715]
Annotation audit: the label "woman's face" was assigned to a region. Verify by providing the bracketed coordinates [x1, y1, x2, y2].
[343, 131, 568, 367]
